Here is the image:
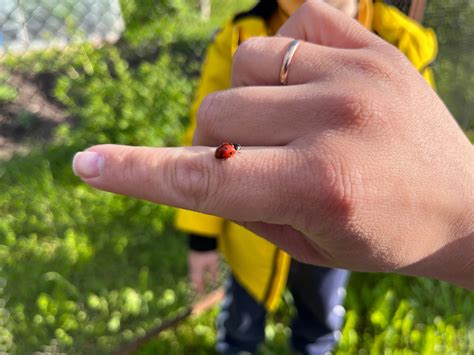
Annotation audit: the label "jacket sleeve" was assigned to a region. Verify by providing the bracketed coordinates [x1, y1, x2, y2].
[175, 21, 234, 242]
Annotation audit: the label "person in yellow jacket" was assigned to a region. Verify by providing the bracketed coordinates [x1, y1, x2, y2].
[176, 0, 437, 353]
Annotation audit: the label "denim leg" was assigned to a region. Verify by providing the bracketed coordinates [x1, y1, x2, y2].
[288, 260, 350, 355]
[216, 274, 267, 355]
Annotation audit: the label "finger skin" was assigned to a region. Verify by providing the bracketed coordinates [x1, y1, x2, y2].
[194, 71, 393, 149]
[230, 1, 387, 88]
[231, 36, 340, 87]
[193, 84, 340, 147]
[73, 144, 300, 225]
[76, 145, 209, 209]
[241, 221, 333, 266]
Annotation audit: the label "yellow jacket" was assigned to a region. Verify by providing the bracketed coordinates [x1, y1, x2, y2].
[176, 1, 437, 311]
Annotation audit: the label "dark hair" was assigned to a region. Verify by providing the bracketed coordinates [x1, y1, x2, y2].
[233, 0, 278, 23]
[384, 0, 412, 15]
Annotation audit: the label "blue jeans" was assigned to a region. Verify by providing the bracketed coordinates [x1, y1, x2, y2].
[216, 260, 350, 355]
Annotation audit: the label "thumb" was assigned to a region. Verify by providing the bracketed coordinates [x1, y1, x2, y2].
[277, 0, 379, 49]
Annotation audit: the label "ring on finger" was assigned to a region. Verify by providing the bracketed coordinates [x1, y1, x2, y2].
[279, 39, 301, 85]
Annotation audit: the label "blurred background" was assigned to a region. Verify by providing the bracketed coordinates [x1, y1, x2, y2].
[0, 0, 473, 353]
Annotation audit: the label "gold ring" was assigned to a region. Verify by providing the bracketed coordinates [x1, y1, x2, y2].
[279, 39, 301, 85]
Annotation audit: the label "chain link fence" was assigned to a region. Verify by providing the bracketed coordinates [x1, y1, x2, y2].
[0, 0, 125, 159]
[0, 0, 123, 52]
[0, 0, 473, 354]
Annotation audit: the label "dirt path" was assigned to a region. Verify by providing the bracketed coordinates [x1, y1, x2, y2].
[0, 69, 69, 159]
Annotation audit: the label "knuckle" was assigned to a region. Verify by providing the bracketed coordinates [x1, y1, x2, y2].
[119, 153, 135, 184]
[320, 158, 357, 222]
[252, 153, 294, 220]
[303, 150, 360, 226]
[196, 92, 222, 145]
[233, 37, 263, 64]
[169, 155, 213, 210]
[300, 1, 318, 16]
[335, 90, 376, 128]
[335, 83, 394, 133]
[232, 37, 266, 85]
[196, 93, 214, 132]
[356, 51, 396, 81]
[119, 149, 151, 187]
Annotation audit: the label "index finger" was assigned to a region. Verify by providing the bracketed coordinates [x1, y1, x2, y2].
[72, 144, 297, 225]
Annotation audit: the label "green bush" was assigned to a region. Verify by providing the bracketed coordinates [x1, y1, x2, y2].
[54, 46, 191, 147]
[0, 84, 17, 103]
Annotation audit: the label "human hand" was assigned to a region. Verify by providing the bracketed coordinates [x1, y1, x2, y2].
[72, 1, 474, 289]
[188, 250, 219, 295]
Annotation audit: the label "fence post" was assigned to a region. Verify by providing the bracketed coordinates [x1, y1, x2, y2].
[200, 0, 210, 20]
[409, 0, 427, 23]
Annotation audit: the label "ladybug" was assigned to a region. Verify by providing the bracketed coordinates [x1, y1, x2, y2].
[215, 142, 241, 159]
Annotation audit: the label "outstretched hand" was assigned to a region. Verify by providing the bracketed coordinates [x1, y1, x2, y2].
[73, 1, 474, 290]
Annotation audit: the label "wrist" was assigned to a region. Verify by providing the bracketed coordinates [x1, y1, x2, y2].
[421, 160, 473, 290]
[451, 176, 474, 290]
[439, 206, 474, 290]
[447, 154, 474, 290]
[403, 155, 474, 290]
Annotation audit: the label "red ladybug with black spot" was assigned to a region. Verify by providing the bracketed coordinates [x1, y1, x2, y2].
[215, 142, 241, 159]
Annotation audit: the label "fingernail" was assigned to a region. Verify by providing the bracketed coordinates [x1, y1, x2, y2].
[72, 151, 104, 178]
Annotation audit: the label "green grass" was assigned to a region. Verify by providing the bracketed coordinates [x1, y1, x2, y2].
[0, 147, 191, 353]
[135, 274, 474, 354]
